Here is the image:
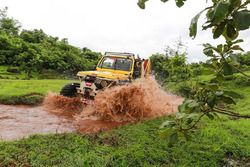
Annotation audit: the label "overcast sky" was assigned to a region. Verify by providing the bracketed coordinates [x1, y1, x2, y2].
[1, 0, 249, 62]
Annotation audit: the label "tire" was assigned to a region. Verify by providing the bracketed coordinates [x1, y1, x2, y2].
[60, 83, 80, 97]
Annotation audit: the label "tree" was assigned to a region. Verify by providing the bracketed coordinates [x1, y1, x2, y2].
[150, 38, 191, 82]
[20, 29, 47, 43]
[0, 7, 102, 77]
[0, 7, 21, 36]
[138, 0, 250, 144]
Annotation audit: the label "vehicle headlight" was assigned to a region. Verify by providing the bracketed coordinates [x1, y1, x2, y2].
[101, 80, 108, 87]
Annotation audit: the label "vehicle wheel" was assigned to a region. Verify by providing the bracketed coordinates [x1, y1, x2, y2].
[60, 83, 80, 97]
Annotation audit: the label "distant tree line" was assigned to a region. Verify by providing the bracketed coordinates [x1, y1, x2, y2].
[150, 39, 250, 83]
[0, 7, 101, 77]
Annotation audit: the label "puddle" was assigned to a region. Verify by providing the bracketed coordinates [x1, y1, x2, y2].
[0, 104, 74, 141]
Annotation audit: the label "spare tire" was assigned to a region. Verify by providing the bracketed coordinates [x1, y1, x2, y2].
[60, 83, 80, 97]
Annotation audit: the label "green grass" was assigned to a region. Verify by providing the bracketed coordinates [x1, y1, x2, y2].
[0, 79, 75, 105]
[0, 73, 249, 166]
[0, 66, 26, 80]
[0, 65, 77, 105]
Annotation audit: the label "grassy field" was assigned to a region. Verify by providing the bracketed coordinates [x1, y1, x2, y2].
[0, 66, 26, 80]
[0, 79, 75, 105]
[0, 73, 249, 166]
[0, 66, 76, 104]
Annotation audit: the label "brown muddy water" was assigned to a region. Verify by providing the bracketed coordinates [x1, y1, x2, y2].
[0, 77, 183, 141]
[0, 104, 74, 141]
[0, 104, 126, 141]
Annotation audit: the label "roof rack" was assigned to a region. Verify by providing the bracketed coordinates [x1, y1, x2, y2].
[104, 52, 135, 57]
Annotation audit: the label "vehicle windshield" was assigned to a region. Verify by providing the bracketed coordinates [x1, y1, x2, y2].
[99, 57, 132, 71]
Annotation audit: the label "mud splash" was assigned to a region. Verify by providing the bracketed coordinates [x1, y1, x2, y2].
[82, 77, 182, 122]
[76, 119, 126, 134]
[43, 77, 182, 133]
[43, 93, 84, 117]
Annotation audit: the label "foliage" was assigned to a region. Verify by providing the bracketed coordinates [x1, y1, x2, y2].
[0, 7, 20, 36]
[151, 53, 191, 82]
[234, 75, 250, 86]
[138, 0, 250, 144]
[0, 8, 101, 77]
[150, 39, 191, 82]
[236, 51, 250, 66]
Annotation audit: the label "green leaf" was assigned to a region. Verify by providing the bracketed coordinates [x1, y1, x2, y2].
[213, 22, 226, 39]
[159, 129, 172, 139]
[161, 0, 169, 2]
[176, 112, 186, 119]
[169, 132, 178, 145]
[206, 8, 214, 20]
[231, 39, 243, 44]
[183, 131, 190, 140]
[175, 0, 185, 7]
[217, 44, 223, 52]
[189, 9, 206, 39]
[160, 120, 173, 128]
[215, 91, 224, 96]
[187, 113, 199, 119]
[229, 54, 238, 63]
[137, 0, 148, 9]
[178, 103, 186, 113]
[229, 0, 241, 12]
[220, 95, 236, 104]
[222, 62, 233, 75]
[225, 24, 239, 40]
[212, 0, 230, 24]
[178, 100, 193, 112]
[223, 90, 243, 99]
[188, 101, 200, 108]
[203, 48, 214, 57]
[208, 83, 219, 91]
[215, 73, 224, 82]
[233, 10, 250, 30]
[206, 113, 215, 120]
[231, 45, 244, 51]
[208, 95, 216, 107]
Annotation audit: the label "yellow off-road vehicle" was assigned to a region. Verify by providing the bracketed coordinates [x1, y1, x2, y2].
[60, 52, 151, 98]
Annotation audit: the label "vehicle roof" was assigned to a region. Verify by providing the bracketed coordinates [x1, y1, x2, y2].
[104, 52, 135, 57]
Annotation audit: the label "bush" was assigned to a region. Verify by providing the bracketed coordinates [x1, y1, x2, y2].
[177, 84, 192, 97]
[0, 93, 43, 105]
[6, 67, 20, 73]
[234, 75, 250, 87]
[166, 82, 192, 98]
[224, 75, 235, 81]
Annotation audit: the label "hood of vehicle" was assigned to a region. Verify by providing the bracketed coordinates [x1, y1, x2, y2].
[77, 70, 130, 80]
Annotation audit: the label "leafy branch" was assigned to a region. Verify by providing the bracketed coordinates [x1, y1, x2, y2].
[138, 0, 250, 144]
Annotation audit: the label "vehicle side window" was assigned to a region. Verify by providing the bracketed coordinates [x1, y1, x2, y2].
[133, 60, 141, 78]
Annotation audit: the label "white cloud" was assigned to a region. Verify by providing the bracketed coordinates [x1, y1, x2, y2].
[0, 0, 249, 62]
